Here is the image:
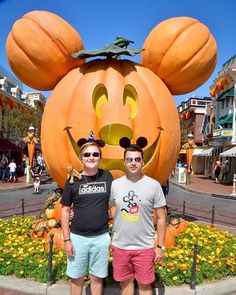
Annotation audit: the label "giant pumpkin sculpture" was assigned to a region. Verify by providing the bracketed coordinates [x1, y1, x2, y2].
[6, 12, 217, 187]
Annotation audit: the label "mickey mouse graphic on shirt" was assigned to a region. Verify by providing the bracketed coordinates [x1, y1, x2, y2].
[121, 190, 140, 222]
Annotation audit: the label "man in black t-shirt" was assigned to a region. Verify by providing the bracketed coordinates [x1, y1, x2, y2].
[61, 137, 113, 295]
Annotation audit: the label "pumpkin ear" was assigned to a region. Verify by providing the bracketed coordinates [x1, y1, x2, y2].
[95, 140, 105, 147]
[119, 137, 131, 148]
[77, 138, 87, 147]
[136, 137, 148, 148]
[141, 17, 217, 95]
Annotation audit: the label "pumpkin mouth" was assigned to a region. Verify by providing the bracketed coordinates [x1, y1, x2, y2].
[64, 126, 161, 172]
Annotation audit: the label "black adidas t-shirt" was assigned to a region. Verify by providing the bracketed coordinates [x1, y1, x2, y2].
[61, 169, 113, 236]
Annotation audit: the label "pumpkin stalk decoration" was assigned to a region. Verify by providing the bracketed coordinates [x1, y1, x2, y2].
[6, 12, 217, 187]
[23, 125, 38, 168]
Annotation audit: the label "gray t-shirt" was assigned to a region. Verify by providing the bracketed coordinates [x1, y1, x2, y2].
[110, 175, 166, 250]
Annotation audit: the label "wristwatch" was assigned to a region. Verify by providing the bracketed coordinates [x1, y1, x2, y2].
[157, 245, 165, 250]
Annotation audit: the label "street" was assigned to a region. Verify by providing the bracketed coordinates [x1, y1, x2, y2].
[0, 181, 58, 219]
[0, 180, 236, 229]
[168, 182, 236, 228]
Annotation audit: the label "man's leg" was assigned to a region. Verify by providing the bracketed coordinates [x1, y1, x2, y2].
[121, 279, 134, 295]
[89, 273, 103, 295]
[138, 282, 153, 295]
[71, 276, 84, 295]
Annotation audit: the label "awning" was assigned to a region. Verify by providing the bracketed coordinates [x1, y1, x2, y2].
[217, 87, 234, 101]
[216, 113, 233, 126]
[198, 147, 214, 156]
[179, 149, 186, 154]
[220, 146, 236, 157]
[192, 149, 203, 156]
[0, 139, 21, 152]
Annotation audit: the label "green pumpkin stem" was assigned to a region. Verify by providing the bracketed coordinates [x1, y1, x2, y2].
[72, 36, 143, 60]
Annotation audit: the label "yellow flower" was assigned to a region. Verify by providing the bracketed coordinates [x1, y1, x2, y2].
[6, 261, 11, 265]
[172, 276, 178, 281]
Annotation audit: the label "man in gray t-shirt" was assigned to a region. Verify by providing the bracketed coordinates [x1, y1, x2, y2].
[110, 139, 166, 294]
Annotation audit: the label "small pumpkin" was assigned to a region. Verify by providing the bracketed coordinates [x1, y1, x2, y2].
[169, 216, 188, 236]
[47, 219, 57, 229]
[29, 219, 48, 239]
[45, 228, 64, 250]
[141, 17, 217, 95]
[45, 207, 55, 220]
[6, 10, 84, 90]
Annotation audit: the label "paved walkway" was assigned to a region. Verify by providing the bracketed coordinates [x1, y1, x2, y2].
[173, 173, 235, 197]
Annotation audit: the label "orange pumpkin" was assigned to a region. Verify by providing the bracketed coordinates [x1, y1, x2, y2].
[155, 226, 175, 249]
[109, 206, 116, 219]
[29, 219, 48, 239]
[45, 228, 64, 250]
[41, 58, 180, 187]
[54, 198, 62, 222]
[141, 17, 217, 95]
[169, 216, 188, 236]
[6, 10, 84, 90]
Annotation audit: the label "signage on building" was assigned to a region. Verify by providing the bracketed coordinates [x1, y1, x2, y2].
[213, 128, 233, 139]
[213, 128, 221, 138]
[221, 129, 233, 138]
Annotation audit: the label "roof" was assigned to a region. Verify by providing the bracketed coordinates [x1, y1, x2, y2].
[0, 139, 22, 152]
[220, 146, 236, 157]
[198, 147, 214, 156]
[216, 113, 233, 126]
[217, 87, 234, 101]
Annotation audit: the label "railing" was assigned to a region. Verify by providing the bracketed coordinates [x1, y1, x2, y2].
[168, 200, 236, 228]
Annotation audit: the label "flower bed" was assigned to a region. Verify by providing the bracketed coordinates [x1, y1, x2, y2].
[0, 216, 235, 286]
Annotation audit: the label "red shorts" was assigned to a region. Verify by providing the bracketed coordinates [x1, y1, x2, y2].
[112, 246, 155, 284]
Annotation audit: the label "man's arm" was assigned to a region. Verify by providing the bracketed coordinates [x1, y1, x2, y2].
[155, 206, 166, 262]
[61, 205, 75, 257]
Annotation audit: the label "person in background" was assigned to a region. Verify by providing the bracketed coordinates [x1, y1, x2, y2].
[61, 131, 113, 295]
[221, 160, 230, 184]
[110, 137, 166, 295]
[0, 157, 8, 183]
[213, 160, 222, 184]
[8, 159, 17, 182]
[177, 160, 183, 167]
[36, 152, 45, 174]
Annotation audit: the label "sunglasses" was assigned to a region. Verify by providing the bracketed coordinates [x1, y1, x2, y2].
[82, 152, 100, 158]
[125, 157, 142, 163]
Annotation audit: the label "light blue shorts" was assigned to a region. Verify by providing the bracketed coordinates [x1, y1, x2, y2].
[67, 232, 111, 279]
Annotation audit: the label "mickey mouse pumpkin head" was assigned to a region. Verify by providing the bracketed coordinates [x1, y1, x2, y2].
[6, 11, 218, 188]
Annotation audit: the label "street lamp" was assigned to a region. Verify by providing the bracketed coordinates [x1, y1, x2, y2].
[23, 125, 38, 183]
[182, 132, 196, 184]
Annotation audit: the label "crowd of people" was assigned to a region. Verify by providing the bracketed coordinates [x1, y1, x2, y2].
[0, 153, 18, 183]
[0, 151, 46, 187]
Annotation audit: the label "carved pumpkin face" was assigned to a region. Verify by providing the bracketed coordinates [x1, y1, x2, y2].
[41, 59, 180, 187]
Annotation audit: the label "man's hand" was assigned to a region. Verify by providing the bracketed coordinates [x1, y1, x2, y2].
[154, 247, 164, 263]
[70, 208, 74, 221]
[64, 240, 75, 257]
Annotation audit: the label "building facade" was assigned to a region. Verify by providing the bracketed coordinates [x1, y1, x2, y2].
[0, 65, 46, 173]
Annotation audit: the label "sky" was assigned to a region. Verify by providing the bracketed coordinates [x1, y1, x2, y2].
[0, 0, 236, 106]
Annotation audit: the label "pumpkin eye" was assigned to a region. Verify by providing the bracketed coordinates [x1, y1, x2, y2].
[123, 85, 138, 119]
[92, 84, 108, 118]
